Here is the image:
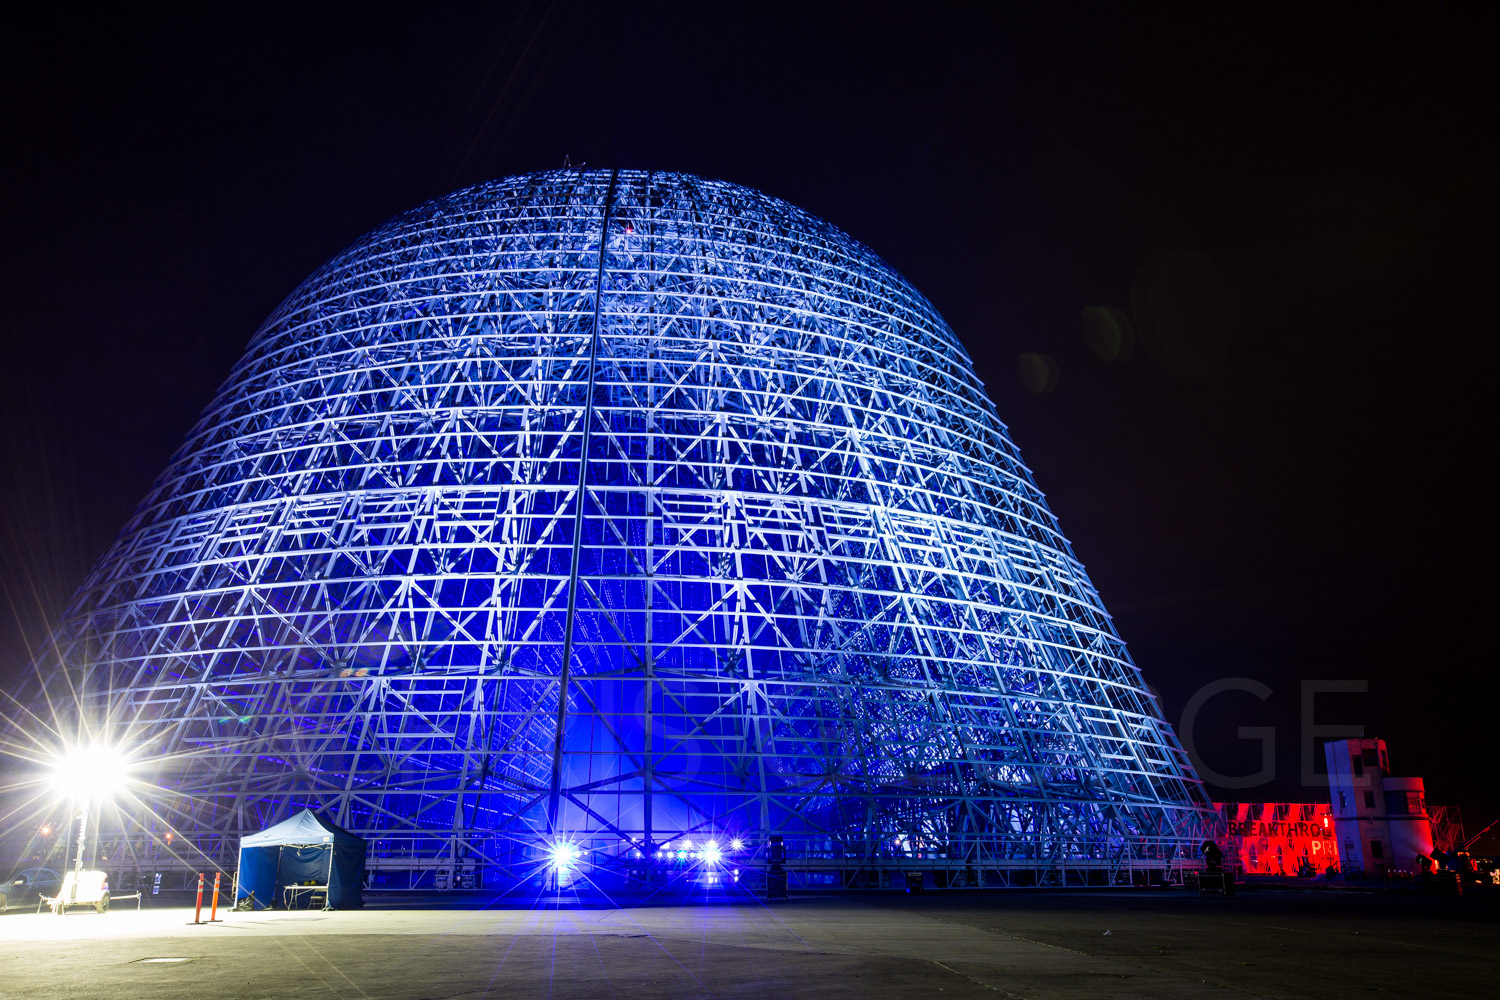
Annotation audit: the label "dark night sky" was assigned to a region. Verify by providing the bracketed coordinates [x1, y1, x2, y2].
[2, 4, 1495, 823]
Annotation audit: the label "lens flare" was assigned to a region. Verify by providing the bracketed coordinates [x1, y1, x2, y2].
[50, 744, 133, 801]
[548, 842, 579, 871]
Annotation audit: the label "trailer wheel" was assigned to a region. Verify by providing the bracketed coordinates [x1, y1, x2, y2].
[95, 892, 110, 914]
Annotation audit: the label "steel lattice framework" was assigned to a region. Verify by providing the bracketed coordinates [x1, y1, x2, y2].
[31, 169, 1214, 887]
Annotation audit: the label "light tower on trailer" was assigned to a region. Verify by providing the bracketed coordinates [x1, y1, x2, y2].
[49, 744, 132, 904]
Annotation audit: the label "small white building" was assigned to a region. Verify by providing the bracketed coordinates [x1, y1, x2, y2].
[1324, 737, 1433, 874]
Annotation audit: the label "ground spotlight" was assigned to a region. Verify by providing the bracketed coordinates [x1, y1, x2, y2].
[703, 841, 722, 864]
[548, 842, 579, 871]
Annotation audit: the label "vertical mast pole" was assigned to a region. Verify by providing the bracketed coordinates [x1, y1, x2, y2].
[548, 169, 621, 835]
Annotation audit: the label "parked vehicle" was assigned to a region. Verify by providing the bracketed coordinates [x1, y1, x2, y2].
[0, 868, 62, 911]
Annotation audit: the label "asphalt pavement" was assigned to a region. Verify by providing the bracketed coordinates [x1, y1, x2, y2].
[0, 888, 1493, 999]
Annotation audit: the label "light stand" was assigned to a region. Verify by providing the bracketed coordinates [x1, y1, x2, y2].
[50, 743, 132, 905]
[68, 799, 90, 904]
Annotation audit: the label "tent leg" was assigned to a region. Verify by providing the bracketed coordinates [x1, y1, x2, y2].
[325, 844, 336, 911]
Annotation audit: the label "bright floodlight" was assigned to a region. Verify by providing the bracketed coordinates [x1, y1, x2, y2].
[730, 838, 744, 852]
[548, 842, 579, 871]
[50, 745, 132, 800]
[703, 841, 722, 864]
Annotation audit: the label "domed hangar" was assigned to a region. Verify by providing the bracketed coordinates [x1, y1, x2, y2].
[33, 169, 1214, 889]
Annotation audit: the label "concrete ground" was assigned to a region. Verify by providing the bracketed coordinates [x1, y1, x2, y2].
[1, 889, 1495, 999]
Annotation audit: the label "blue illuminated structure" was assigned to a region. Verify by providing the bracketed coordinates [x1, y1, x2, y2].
[33, 170, 1215, 888]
